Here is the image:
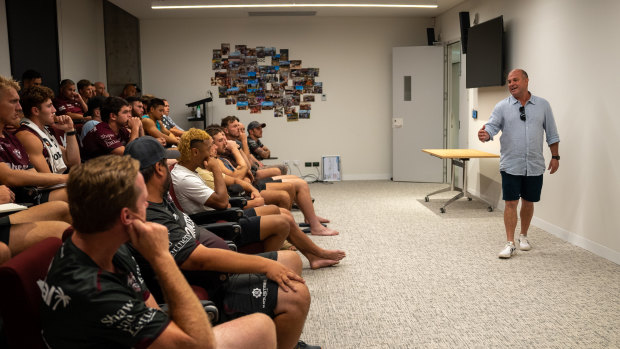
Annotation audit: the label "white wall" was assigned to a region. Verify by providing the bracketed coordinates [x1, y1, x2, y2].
[0, 0, 11, 77]
[140, 16, 433, 179]
[437, 0, 620, 263]
[56, 0, 107, 84]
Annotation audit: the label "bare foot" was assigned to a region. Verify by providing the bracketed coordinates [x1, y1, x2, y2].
[309, 258, 340, 269]
[311, 226, 339, 236]
[281, 241, 297, 251]
[320, 249, 346, 261]
[306, 216, 330, 224]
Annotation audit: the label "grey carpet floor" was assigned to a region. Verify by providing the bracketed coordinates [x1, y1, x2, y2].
[292, 180, 620, 349]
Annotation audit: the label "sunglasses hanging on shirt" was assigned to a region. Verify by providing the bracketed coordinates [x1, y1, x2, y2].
[519, 106, 526, 121]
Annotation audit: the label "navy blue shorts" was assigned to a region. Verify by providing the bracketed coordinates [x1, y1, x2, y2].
[221, 251, 279, 321]
[237, 216, 261, 247]
[501, 171, 543, 202]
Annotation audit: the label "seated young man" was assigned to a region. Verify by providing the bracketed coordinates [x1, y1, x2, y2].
[124, 137, 321, 349]
[16, 85, 80, 174]
[52, 79, 89, 122]
[0, 183, 72, 264]
[161, 99, 185, 137]
[175, 129, 345, 268]
[0, 75, 68, 204]
[207, 125, 338, 236]
[141, 97, 179, 146]
[78, 95, 105, 145]
[171, 128, 289, 252]
[221, 116, 286, 178]
[81, 96, 144, 160]
[40, 155, 277, 349]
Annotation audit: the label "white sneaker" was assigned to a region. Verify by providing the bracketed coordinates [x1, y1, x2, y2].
[519, 234, 531, 251]
[498, 241, 517, 259]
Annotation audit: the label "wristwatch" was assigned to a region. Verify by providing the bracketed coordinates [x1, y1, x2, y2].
[552, 155, 560, 160]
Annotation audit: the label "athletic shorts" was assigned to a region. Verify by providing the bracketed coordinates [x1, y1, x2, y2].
[221, 251, 279, 321]
[253, 178, 283, 191]
[243, 208, 257, 217]
[14, 187, 51, 206]
[237, 215, 261, 247]
[0, 215, 11, 244]
[501, 171, 543, 202]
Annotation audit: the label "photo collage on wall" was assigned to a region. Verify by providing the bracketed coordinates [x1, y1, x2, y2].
[211, 43, 323, 121]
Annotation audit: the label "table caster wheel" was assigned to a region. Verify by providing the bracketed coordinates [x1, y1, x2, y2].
[425, 196, 429, 202]
[440, 207, 445, 213]
[487, 206, 493, 212]
[467, 197, 472, 201]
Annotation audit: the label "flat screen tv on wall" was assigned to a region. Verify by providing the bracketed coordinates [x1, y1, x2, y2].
[466, 16, 505, 88]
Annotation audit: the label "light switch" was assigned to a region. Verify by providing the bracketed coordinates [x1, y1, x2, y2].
[392, 118, 403, 128]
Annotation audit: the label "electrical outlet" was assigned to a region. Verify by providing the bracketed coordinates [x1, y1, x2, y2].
[305, 162, 312, 167]
[293, 160, 301, 166]
[312, 162, 320, 167]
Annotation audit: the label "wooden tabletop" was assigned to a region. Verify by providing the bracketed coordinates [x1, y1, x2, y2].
[422, 149, 500, 159]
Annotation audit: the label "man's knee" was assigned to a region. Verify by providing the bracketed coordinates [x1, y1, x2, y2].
[277, 250, 302, 273]
[505, 200, 519, 209]
[0, 242, 11, 264]
[215, 313, 276, 349]
[279, 281, 310, 314]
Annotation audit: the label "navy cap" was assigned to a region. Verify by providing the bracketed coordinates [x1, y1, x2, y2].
[124, 136, 180, 170]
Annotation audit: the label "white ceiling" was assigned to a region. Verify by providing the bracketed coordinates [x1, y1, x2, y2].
[108, 0, 465, 19]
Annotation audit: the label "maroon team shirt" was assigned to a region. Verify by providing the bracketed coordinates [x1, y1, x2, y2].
[53, 96, 85, 116]
[81, 122, 130, 160]
[0, 130, 32, 170]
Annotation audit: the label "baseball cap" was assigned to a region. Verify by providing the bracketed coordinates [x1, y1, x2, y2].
[124, 136, 180, 169]
[247, 121, 266, 131]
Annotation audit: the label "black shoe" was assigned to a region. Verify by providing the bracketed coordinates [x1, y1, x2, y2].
[295, 340, 321, 349]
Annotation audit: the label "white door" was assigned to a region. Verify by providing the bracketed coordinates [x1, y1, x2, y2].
[392, 46, 444, 182]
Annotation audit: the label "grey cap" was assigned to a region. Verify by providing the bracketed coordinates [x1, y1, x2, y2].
[247, 121, 266, 131]
[124, 136, 180, 170]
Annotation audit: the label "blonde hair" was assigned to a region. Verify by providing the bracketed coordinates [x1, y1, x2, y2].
[0, 75, 20, 96]
[178, 128, 211, 163]
[67, 155, 140, 234]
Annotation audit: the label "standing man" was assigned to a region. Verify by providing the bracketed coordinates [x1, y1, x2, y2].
[478, 69, 560, 259]
[40, 155, 277, 348]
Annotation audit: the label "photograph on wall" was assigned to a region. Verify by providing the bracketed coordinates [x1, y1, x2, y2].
[274, 107, 283, 118]
[261, 101, 274, 110]
[313, 82, 323, 94]
[286, 107, 299, 121]
[212, 44, 323, 119]
[280, 49, 289, 61]
[235, 45, 247, 54]
[221, 43, 230, 56]
[237, 101, 249, 110]
[250, 102, 261, 114]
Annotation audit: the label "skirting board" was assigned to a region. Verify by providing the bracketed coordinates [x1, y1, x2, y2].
[341, 173, 391, 181]
[472, 189, 620, 265]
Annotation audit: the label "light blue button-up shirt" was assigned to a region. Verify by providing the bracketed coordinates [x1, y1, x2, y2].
[485, 94, 560, 176]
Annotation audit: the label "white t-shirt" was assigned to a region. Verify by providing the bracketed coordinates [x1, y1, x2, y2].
[170, 164, 214, 214]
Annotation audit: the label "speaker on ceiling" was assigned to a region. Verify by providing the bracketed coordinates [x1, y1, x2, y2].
[459, 12, 470, 54]
[426, 28, 435, 46]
